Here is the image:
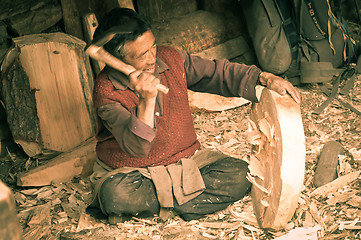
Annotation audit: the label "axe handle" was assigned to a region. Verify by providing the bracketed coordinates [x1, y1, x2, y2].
[85, 45, 169, 94]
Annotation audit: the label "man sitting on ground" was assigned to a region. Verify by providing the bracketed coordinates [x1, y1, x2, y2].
[86, 7, 300, 223]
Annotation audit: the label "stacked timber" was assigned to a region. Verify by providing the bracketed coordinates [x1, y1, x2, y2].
[1, 32, 96, 159]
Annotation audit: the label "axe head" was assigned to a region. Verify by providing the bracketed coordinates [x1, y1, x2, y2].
[91, 22, 137, 47]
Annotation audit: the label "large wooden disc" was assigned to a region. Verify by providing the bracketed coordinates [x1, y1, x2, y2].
[248, 87, 305, 230]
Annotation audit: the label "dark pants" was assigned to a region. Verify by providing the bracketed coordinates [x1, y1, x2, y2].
[87, 157, 251, 221]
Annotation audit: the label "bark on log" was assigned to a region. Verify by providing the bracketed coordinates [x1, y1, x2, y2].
[1, 33, 95, 158]
[0, 180, 23, 240]
[248, 87, 306, 230]
[0, 0, 56, 21]
[0, 21, 10, 65]
[7, 1, 62, 36]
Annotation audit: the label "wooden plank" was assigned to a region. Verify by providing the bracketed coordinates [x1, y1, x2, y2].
[0, 180, 23, 240]
[2, 33, 95, 156]
[17, 137, 97, 187]
[311, 170, 361, 198]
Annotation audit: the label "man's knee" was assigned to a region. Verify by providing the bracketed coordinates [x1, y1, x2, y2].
[99, 171, 160, 216]
[201, 157, 251, 198]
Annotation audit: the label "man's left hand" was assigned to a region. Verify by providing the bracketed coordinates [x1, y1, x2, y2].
[259, 72, 301, 104]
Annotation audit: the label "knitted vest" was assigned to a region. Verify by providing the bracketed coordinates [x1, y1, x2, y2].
[93, 46, 200, 168]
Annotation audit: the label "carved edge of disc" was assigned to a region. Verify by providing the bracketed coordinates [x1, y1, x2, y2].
[248, 88, 306, 230]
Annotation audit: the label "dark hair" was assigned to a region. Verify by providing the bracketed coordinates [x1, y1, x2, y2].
[93, 8, 151, 59]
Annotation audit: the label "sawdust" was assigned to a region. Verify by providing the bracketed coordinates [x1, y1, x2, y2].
[8, 74, 361, 239]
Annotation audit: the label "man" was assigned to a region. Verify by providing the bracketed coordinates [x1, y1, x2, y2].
[86, 8, 301, 223]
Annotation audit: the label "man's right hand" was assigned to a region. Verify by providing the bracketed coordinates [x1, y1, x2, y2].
[128, 70, 160, 100]
[128, 70, 159, 128]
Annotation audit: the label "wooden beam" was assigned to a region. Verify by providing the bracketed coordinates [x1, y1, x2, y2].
[17, 138, 97, 187]
[82, 13, 105, 75]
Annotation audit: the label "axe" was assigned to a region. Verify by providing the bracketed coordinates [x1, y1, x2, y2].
[85, 26, 169, 94]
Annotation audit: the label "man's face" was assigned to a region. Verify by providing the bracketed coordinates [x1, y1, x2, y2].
[122, 30, 157, 74]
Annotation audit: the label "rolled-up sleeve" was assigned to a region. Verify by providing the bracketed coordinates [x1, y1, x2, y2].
[184, 53, 262, 102]
[97, 103, 156, 157]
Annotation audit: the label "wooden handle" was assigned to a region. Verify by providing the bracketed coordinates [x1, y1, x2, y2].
[85, 45, 169, 94]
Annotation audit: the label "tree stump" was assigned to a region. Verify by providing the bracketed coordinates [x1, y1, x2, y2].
[1, 32, 96, 158]
[247, 87, 306, 230]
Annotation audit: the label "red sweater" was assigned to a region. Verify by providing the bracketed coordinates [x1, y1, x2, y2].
[93, 46, 200, 168]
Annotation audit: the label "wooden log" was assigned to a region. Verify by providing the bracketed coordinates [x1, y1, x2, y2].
[152, 10, 243, 54]
[7, 1, 62, 36]
[60, 0, 84, 40]
[17, 137, 97, 187]
[1, 33, 95, 158]
[247, 87, 306, 230]
[313, 141, 344, 188]
[0, 180, 23, 240]
[137, 0, 197, 22]
[0, 0, 56, 21]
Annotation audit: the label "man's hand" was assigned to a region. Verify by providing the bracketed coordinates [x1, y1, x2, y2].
[128, 70, 160, 128]
[128, 70, 160, 100]
[259, 72, 301, 104]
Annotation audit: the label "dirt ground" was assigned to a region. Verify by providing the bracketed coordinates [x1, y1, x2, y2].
[1, 20, 361, 240]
